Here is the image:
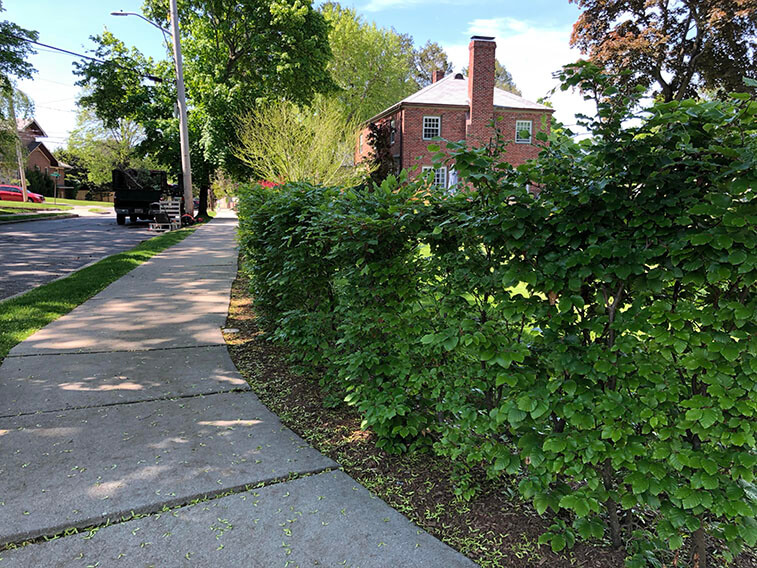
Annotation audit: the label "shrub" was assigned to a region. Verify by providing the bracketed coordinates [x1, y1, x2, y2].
[238, 64, 757, 566]
[24, 168, 55, 196]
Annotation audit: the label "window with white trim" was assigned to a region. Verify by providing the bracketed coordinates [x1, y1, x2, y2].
[390, 119, 396, 145]
[422, 166, 447, 188]
[515, 120, 532, 144]
[422, 116, 441, 140]
[359, 134, 363, 153]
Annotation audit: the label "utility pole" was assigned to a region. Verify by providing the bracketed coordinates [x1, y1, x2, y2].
[4, 82, 28, 202]
[168, 0, 193, 216]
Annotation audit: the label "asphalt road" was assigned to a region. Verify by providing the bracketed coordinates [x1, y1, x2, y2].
[0, 215, 154, 301]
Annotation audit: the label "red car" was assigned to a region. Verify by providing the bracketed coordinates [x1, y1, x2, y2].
[0, 185, 45, 203]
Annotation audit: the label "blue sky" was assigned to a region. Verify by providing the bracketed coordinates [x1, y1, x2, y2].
[5, 0, 591, 148]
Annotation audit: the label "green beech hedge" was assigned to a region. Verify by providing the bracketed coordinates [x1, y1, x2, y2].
[238, 64, 757, 567]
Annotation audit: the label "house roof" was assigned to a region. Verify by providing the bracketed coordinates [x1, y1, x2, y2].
[16, 118, 47, 138]
[366, 73, 553, 123]
[27, 141, 60, 168]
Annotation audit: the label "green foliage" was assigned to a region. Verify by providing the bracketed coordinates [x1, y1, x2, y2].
[63, 105, 150, 186]
[24, 168, 55, 196]
[74, 31, 186, 180]
[144, 0, 336, 176]
[365, 120, 394, 184]
[0, 85, 32, 178]
[411, 40, 454, 88]
[238, 62, 757, 566]
[75, 0, 335, 200]
[235, 96, 365, 187]
[462, 59, 520, 95]
[0, 1, 38, 83]
[570, 0, 757, 101]
[320, 2, 415, 122]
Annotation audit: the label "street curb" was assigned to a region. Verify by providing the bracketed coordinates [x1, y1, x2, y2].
[0, 213, 79, 225]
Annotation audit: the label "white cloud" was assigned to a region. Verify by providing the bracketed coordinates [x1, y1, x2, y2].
[443, 17, 595, 130]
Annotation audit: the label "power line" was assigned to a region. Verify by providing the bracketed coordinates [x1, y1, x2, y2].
[35, 105, 77, 113]
[12, 34, 164, 83]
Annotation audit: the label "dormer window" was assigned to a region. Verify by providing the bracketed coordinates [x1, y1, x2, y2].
[422, 116, 441, 140]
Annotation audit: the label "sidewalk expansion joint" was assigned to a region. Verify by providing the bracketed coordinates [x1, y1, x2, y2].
[0, 387, 251, 420]
[0, 465, 341, 551]
[5, 344, 228, 359]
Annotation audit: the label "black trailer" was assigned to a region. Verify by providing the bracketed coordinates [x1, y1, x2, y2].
[113, 169, 176, 225]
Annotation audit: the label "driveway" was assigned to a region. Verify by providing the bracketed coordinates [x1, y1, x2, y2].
[0, 215, 154, 301]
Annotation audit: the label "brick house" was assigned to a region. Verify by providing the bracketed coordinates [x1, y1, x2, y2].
[17, 118, 70, 191]
[355, 36, 554, 189]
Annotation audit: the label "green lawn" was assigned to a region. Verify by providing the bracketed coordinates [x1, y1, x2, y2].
[53, 197, 114, 207]
[0, 225, 198, 361]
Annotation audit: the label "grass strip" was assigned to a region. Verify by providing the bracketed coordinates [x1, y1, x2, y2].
[52, 197, 113, 207]
[0, 202, 72, 211]
[0, 225, 198, 361]
[0, 212, 71, 222]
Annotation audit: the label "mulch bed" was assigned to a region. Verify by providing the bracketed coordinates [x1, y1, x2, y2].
[224, 270, 754, 568]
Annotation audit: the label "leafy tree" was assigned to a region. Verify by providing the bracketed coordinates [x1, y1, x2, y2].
[23, 167, 54, 196]
[53, 148, 97, 196]
[235, 96, 365, 187]
[76, 0, 334, 217]
[462, 59, 521, 94]
[0, 1, 38, 84]
[411, 41, 454, 88]
[143, 0, 335, 177]
[493, 60, 520, 94]
[570, 0, 757, 100]
[320, 2, 416, 122]
[366, 120, 394, 184]
[0, 86, 32, 179]
[64, 105, 150, 186]
[0, 3, 37, 197]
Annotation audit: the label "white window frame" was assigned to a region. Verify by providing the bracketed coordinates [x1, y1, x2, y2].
[390, 119, 396, 145]
[515, 120, 533, 144]
[358, 134, 363, 153]
[422, 116, 441, 140]
[422, 166, 447, 188]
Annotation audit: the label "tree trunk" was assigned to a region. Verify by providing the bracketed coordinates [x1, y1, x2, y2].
[5, 83, 29, 202]
[602, 461, 622, 548]
[198, 184, 209, 219]
[693, 526, 707, 568]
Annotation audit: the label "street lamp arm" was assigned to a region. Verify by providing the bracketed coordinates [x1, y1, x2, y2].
[110, 11, 171, 35]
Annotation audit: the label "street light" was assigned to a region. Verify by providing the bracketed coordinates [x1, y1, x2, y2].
[111, 5, 193, 217]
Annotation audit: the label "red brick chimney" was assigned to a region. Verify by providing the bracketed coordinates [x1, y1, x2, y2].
[432, 69, 445, 83]
[466, 35, 496, 144]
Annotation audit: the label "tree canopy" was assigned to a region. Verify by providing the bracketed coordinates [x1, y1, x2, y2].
[570, 0, 757, 100]
[142, 0, 335, 173]
[320, 2, 416, 122]
[63, 105, 152, 186]
[462, 59, 521, 95]
[0, 1, 38, 86]
[235, 96, 364, 187]
[412, 41, 454, 88]
[75, 0, 335, 215]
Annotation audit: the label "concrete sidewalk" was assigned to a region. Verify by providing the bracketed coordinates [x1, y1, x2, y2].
[0, 211, 476, 567]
